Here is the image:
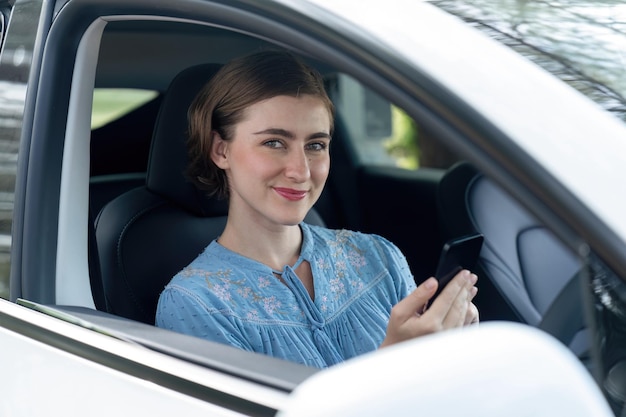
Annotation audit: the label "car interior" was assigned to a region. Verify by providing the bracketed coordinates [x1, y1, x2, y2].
[438, 161, 589, 359]
[83, 18, 592, 357]
[12, 7, 624, 411]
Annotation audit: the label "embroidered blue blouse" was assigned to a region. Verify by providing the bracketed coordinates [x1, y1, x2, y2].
[155, 223, 416, 368]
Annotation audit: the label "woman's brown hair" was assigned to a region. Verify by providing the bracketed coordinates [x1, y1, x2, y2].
[187, 50, 334, 199]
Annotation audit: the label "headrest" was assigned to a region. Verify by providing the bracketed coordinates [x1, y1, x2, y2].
[145, 63, 228, 217]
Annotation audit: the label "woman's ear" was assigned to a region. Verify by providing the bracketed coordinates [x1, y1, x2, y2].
[210, 131, 230, 169]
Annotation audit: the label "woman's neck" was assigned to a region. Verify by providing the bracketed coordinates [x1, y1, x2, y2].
[217, 216, 303, 271]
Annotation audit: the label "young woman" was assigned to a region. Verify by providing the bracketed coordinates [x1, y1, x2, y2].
[155, 50, 478, 368]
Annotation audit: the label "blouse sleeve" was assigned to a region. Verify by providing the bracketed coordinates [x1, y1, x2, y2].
[155, 284, 253, 351]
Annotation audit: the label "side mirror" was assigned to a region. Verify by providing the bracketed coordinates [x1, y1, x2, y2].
[279, 323, 614, 417]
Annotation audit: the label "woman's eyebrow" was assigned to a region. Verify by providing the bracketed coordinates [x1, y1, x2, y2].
[253, 128, 294, 138]
[254, 128, 331, 140]
[310, 132, 332, 141]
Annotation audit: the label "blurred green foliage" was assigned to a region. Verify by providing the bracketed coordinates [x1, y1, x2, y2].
[384, 106, 420, 169]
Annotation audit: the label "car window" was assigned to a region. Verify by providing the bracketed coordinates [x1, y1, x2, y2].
[328, 73, 459, 170]
[0, 0, 44, 300]
[92, 88, 158, 129]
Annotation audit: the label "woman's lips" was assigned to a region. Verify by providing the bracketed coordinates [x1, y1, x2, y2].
[274, 187, 307, 201]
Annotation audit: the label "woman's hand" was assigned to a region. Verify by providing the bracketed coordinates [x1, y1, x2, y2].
[380, 269, 478, 348]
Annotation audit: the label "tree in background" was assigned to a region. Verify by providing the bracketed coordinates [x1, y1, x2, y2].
[384, 107, 420, 170]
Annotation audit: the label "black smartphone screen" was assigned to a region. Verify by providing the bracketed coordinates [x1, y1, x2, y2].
[431, 233, 484, 301]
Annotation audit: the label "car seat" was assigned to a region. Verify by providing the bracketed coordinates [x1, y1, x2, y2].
[93, 63, 325, 324]
[437, 162, 589, 359]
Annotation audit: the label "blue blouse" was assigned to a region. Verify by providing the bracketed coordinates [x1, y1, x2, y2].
[155, 223, 416, 368]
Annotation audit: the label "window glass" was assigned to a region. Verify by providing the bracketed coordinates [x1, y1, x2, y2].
[0, 11, 5, 52]
[92, 88, 158, 129]
[0, 0, 44, 300]
[328, 73, 458, 170]
[428, 0, 626, 126]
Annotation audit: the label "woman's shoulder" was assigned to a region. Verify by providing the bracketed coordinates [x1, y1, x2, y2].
[167, 240, 241, 285]
[303, 222, 398, 251]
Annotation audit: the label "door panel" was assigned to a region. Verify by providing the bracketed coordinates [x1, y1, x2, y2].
[0, 299, 283, 416]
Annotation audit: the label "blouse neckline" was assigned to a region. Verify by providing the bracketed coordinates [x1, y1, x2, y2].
[210, 222, 314, 275]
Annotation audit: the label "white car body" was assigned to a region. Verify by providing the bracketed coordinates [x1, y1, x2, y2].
[0, 0, 623, 415]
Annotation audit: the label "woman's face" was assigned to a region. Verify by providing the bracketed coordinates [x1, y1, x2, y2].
[211, 94, 331, 228]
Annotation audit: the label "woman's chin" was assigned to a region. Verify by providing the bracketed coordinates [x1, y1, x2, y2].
[274, 213, 308, 227]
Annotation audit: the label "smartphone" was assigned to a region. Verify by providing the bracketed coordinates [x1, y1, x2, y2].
[431, 233, 484, 301]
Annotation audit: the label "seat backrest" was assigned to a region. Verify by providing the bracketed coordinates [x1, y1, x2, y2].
[94, 63, 324, 324]
[437, 162, 587, 355]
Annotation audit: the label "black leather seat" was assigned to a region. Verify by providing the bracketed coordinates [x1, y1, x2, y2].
[94, 63, 324, 324]
[437, 162, 588, 358]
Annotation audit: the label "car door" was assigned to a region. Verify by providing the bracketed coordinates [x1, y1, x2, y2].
[0, 0, 316, 414]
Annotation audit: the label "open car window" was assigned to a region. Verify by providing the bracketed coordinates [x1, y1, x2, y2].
[84, 11, 588, 374]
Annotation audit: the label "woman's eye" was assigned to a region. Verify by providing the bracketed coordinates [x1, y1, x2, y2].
[306, 142, 328, 151]
[263, 140, 284, 149]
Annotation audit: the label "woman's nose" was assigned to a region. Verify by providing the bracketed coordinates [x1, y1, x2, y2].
[284, 148, 310, 181]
